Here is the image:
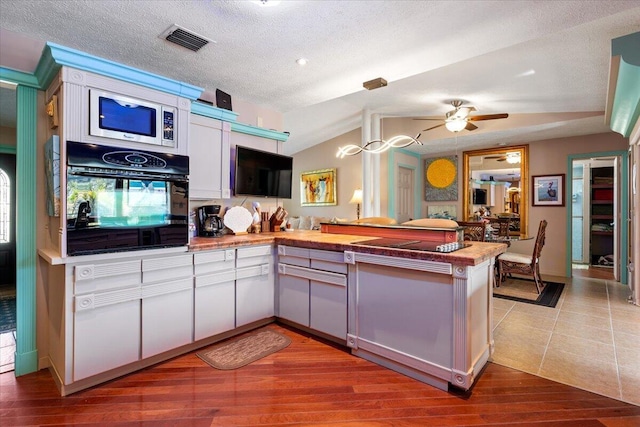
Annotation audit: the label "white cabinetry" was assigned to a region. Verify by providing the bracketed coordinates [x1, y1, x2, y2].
[72, 260, 142, 381]
[189, 114, 232, 199]
[193, 249, 236, 340]
[277, 246, 347, 340]
[235, 245, 274, 327]
[141, 254, 194, 358]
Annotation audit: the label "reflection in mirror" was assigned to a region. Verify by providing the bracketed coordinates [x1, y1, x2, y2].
[462, 145, 529, 238]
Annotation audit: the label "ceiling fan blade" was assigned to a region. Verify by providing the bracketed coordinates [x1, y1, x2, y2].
[465, 122, 478, 131]
[421, 123, 445, 132]
[468, 113, 509, 121]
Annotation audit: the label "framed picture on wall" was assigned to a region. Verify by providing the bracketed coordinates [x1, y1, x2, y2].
[300, 168, 337, 206]
[532, 174, 565, 206]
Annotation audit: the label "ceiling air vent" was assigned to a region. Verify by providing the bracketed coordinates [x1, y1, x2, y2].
[159, 24, 214, 52]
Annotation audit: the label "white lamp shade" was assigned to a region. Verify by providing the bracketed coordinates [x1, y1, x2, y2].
[349, 189, 363, 204]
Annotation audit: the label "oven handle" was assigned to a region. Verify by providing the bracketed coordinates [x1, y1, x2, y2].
[68, 167, 187, 182]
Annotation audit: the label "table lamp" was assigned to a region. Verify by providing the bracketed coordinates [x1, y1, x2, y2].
[349, 189, 363, 220]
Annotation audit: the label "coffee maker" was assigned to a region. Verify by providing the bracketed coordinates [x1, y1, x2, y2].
[196, 205, 224, 237]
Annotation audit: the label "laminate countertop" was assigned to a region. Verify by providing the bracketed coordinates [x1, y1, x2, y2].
[189, 230, 507, 266]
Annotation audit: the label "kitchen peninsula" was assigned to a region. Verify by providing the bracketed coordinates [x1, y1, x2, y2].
[40, 227, 505, 395]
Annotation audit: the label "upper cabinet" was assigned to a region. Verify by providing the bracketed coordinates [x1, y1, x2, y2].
[47, 69, 192, 155]
[189, 114, 232, 200]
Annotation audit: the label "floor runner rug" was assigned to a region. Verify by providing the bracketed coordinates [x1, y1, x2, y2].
[493, 277, 564, 308]
[0, 297, 16, 334]
[197, 329, 291, 370]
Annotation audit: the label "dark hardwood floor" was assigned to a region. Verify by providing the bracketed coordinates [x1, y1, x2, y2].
[1, 324, 639, 426]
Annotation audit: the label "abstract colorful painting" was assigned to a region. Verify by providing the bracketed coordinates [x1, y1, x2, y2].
[424, 155, 458, 201]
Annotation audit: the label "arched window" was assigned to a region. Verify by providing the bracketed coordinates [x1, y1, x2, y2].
[0, 168, 9, 243]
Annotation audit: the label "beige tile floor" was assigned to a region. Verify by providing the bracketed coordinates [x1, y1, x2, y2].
[0, 283, 16, 374]
[492, 273, 640, 406]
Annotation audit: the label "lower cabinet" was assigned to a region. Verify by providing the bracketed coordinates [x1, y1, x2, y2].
[141, 277, 193, 358]
[73, 291, 141, 381]
[194, 249, 236, 340]
[72, 259, 142, 381]
[236, 245, 274, 327]
[277, 246, 347, 340]
[141, 254, 194, 358]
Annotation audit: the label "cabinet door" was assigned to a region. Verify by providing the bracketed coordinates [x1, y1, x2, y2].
[194, 270, 236, 340]
[142, 278, 193, 358]
[236, 264, 274, 327]
[73, 288, 141, 381]
[310, 279, 347, 339]
[278, 273, 310, 326]
[189, 114, 231, 199]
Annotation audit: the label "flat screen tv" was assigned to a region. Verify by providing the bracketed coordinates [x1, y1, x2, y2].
[234, 145, 293, 198]
[473, 188, 488, 205]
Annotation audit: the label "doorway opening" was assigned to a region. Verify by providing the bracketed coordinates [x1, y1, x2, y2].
[0, 154, 17, 373]
[569, 152, 627, 282]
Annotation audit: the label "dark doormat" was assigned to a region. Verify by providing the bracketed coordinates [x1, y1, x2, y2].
[197, 328, 291, 370]
[493, 277, 564, 308]
[0, 297, 16, 333]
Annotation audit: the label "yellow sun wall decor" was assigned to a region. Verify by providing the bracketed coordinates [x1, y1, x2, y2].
[425, 155, 458, 201]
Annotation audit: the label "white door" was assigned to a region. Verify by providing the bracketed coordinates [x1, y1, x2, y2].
[396, 166, 414, 223]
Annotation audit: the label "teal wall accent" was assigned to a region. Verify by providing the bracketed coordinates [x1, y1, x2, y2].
[0, 145, 17, 154]
[387, 148, 421, 219]
[0, 67, 41, 89]
[36, 42, 204, 100]
[566, 151, 628, 284]
[609, 32, 640, 138]
[231, 122, 290, 142]
[15, 85, 38, 375]
[191, 101, 239, 123]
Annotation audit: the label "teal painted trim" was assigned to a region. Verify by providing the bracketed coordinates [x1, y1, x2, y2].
[33, 44, 59, 90]
[566, 150, 628, 284]
[231, 122, 290, 142]
[0, 145, 17, 154]
[0, 67, 40, 89]
[41, 42, 204, 100]
[191, 101, 239, 123]
[15, 350, 38, 377]
[612, 31, 640, 66]
[609, 32, 640, 138]
[396, 147, 421, 160]
[15, 85, 38, 376]
[610, 58, 640, 137]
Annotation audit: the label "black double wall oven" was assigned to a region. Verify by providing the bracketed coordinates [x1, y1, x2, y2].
[66, 141, 189, 255]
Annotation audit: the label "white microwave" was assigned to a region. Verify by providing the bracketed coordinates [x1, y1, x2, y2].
[89, 89, 176, 147]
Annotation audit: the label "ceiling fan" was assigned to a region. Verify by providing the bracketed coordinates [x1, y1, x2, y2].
[485, 152, 521, 164]
[416, 100, 509, 133]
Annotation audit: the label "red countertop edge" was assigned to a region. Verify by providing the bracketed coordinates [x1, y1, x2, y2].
[189, 230, 507, 267]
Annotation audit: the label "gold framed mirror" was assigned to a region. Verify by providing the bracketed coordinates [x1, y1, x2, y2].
[462, 145, 529, 238]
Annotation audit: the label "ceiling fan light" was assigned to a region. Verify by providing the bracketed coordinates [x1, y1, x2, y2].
[445, 119, 467, 132]
[506, 153, 521, 164]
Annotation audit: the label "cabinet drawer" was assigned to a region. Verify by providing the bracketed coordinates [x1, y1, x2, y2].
[142, 254, 193, 283]
[310, 249, 347, 274]
[74, 260, 141, 295]
[278, 263, 346, 287]
[278, 245, 310, 267]
[236, 245, 272, 268]
[194, 249, 235, 275]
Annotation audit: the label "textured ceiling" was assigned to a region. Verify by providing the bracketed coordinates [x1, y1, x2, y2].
[0, 1, 639, 154]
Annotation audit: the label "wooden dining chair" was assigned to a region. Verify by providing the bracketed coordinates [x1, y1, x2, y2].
[497, 219, 548, 293]
[456, 221, 487, 242]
